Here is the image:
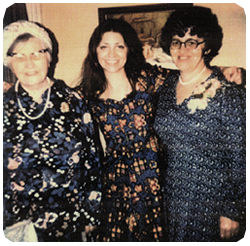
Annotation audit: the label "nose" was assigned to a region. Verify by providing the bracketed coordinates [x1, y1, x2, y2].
[179, 43, 188, 53]
[25, 55, 35, 67]
[108, 47, 115, 57]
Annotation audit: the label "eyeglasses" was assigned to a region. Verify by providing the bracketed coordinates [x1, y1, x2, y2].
[7, 49, 49, 63]
[170, 39, 205, 50]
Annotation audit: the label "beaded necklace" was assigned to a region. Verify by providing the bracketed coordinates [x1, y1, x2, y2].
[15, 77, 51, 120]
[179, 66, 206, 85]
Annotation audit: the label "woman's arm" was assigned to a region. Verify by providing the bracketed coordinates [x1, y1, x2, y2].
[219, 83, 246, 239]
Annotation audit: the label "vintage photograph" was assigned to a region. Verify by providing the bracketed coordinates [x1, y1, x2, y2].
[2, 3, 246, 243]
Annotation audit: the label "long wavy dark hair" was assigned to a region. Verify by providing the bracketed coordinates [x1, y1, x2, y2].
[78, 18, 146, 98]
[160, 6, 223, 66]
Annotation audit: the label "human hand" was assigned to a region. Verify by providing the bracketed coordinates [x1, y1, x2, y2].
[82, 226, 97, 241]
[85, 225, 96, 234]
[220, 216, 239, 239]
[221, 66, 242, 84]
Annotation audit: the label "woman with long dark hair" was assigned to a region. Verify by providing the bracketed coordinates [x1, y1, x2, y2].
[78, 18, 165, 242]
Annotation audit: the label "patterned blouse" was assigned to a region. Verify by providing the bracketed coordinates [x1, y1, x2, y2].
[88, 65, 171, 242]
[154, 69, 246, 241]
[3, 79, 102, 242]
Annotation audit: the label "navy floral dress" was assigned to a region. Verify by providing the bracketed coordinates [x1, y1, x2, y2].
[154, 69, 246, 241]
[3, 80, 102, 242]
[89, 66, 168, 242]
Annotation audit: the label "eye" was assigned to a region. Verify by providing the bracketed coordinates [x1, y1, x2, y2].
[171, 40, 180, 46]
[99, 45, 107, 50]
[15, 53, 25, 60]
[117, 45, 125, 49]
[186, 39, 198, 46]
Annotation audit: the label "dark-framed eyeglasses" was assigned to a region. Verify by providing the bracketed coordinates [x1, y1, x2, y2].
[170, 39, 205, 50]
[7, 49, 49, 63]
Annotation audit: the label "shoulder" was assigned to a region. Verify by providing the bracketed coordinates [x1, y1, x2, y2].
[136, 63, 178, 93]
[52, 79, 83, 101]
[210, 67, 245, 98]
[144, 63, 178, 77]
[3, 86, 17, 113]
[209, 69, 246, 115]
[3, 85, 15, 102]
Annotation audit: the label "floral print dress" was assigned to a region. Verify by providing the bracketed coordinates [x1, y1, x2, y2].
[89, 66, 168, 242]
[154, 69, 246, 241]
[3, 80, 102, 242]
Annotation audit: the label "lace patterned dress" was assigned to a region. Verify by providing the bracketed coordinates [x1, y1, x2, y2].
[3, 80, 102, 242]
[154, 69, 246, 241]
[89, 65, 169, 242]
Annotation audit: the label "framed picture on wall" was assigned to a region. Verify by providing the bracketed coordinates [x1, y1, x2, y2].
[98, 3, 193, 68]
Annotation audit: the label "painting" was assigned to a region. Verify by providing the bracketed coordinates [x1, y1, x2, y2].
[98, 3, 193, 69]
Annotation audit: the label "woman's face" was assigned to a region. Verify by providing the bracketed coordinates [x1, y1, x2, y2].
[170, 31, 206, 73]
[96, 31, 128, 75]
[9, 37, 49, 89]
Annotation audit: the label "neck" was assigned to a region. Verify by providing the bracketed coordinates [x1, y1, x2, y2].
[102, 71, 131, 100]
[105, 69, 127, 85]
[179, 65, 207, 86]
[20, 77, 50, 103]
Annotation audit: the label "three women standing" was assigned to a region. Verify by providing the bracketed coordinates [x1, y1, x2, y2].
[3, 6, 245, 243]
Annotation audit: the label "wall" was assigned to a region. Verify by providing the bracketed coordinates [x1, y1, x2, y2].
[41, 3, 246, 86]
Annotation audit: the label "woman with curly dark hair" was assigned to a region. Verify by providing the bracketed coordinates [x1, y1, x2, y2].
[154, 6, 246, 242]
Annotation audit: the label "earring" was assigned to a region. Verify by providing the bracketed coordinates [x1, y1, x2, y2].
[204, 49, 211, 55]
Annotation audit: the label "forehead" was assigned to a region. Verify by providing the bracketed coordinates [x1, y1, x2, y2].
[13, 37, 44, 53]
[100, 31, 125, 43]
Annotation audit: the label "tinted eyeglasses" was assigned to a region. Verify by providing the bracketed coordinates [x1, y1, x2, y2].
[7, 49, 49, 63]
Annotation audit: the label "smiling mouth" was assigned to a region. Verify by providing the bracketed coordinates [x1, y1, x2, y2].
[25, 72, 38, 76]
[106, 60, 118, 64]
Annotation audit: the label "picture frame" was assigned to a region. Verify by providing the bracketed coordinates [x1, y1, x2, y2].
[98, 3, 193, 69]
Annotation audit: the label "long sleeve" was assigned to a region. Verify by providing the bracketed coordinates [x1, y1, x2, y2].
[79, 98, 102, 227]
[220, 83, 246, 224]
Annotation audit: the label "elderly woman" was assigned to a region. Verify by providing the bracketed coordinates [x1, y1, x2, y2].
[3, 20, 102, 242]
[154, 6, 246, 241]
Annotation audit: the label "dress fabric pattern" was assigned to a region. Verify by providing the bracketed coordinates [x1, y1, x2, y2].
[154, 69, 246, 242]
[3, 80, 102, 242]
[89, 65, 167, 242]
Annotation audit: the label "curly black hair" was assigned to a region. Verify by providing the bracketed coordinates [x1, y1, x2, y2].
[160, 6, 223, 66]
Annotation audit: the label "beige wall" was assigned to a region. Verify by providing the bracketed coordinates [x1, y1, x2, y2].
[41, 3, 246, 86]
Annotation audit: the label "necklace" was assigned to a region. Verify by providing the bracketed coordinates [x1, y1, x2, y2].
[15, 77, 51, 120]
[179, 66, 206, 85]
